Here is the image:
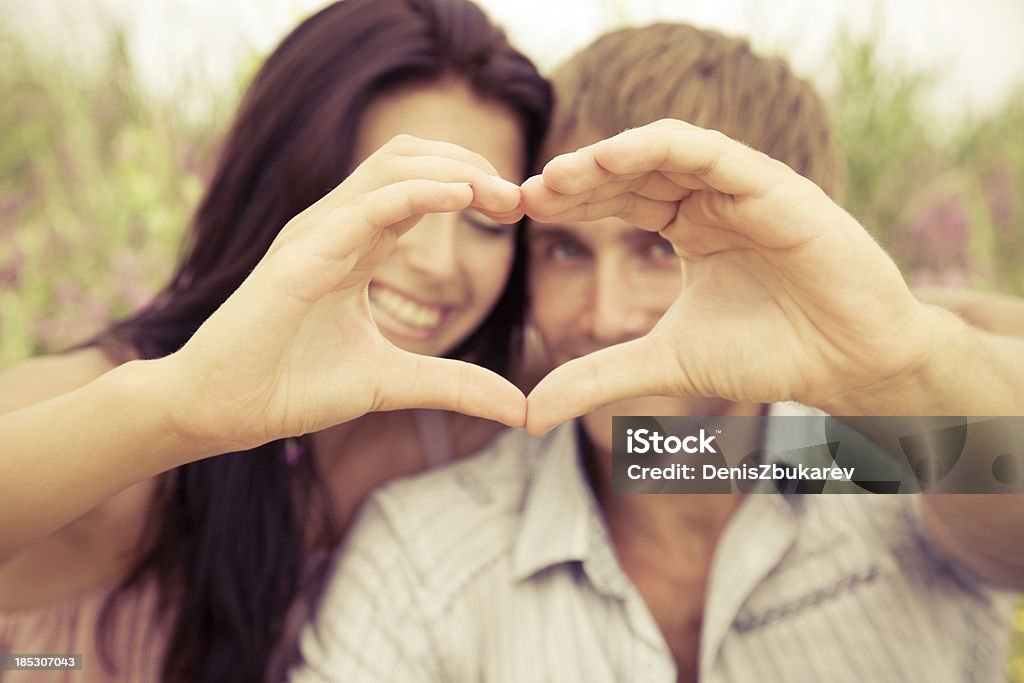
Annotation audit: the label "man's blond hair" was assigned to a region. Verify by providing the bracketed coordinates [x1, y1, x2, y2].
[549, 23, 845, 199]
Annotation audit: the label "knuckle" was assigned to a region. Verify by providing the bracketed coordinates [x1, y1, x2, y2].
[373, 135, 415, 163]
[706, 128, 731, 145]
[473, 153, 496, 174]
[389, 133, 416, 148]
[452, 145, 495, 174]
[400, 183, 420, 214]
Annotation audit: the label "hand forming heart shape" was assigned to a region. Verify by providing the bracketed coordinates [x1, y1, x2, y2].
[163, 121, 937, 454]
[518, 119, 935, 433]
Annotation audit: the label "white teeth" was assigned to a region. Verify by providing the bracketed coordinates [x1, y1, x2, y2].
[371, 287, 443, 330]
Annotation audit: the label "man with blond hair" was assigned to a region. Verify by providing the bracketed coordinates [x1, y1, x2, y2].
[291, 23, 1022, 683]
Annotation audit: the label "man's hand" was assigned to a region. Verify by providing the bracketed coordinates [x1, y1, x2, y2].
[521, 119, 935, 433]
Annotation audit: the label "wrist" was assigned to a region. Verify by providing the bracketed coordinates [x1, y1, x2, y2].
[110, 356, 239, 462]
[821, 304, 960, 416]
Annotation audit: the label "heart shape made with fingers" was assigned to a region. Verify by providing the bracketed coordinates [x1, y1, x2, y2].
[515, 120, 930, 434]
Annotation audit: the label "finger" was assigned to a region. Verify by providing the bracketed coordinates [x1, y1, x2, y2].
[328, 155, 520, 217]
[628, 171, 699, 201]
[297, 178, 473, 245]
[536, 138, 704, 197]
[660, 209, 759, 258]
[538, 137, 704, 197]
[582, 176, 648, 203]
[467, 199, 526, 225]
[524, 167, 688, 216]
[669, 187, 814, 251]
[660, 170, 712, 193]
[265, 180, 474, 302]
[327, 134, 514, 209]
[521, 174, 622, 222]
[525, 336, 684, 435]
[461, 208, 526, 227]
[540, 146, 620, 196]
[469, 184, 522, 218]
[521, 173, 634, 204]
[375, 351, 527, 427]
[544, 125, 790, 198]
[370, 155, 522, 213]
[481, 207, 526, 224]
[592, 129, 789, 197]
[382, 134, 502, 177]
[523, 181, 679, 231]
[519, 174, 583, 217]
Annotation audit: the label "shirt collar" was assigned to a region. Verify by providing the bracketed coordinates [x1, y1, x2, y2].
[509, 404, 822, 593]
[508, 403, 879, 677]
[511, 422, 632, 599]
[512, 422, 594, 581]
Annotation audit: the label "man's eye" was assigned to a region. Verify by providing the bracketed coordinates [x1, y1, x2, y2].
[550, 241, 587, 260]
[646, 239, 676, 259]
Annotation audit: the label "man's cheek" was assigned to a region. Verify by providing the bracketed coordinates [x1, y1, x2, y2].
[526, 295, 562, 348]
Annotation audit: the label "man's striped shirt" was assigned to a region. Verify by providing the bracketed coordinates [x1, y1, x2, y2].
[291, 418, 1016, 682]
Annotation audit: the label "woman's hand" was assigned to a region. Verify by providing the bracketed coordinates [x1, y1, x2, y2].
[521, 119, 937, 433]
[164, 135, 527, 453]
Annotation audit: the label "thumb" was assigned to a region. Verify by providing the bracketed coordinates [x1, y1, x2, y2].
[374, 351, 527, 428]
[525, 336, 681, 435]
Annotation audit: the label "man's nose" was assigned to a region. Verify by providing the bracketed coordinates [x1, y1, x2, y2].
[590, 260, 653, 344]
[397, 213, 459, 280]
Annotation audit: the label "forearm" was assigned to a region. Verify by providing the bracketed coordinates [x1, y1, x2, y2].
[914, 286, 1024, 339]
[0, 358, 212, 559]
[826, 305, 1024, 417]
[825, 306, 1024, 589]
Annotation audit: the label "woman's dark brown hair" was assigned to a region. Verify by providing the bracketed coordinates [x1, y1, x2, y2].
[85, 1, 550, 681]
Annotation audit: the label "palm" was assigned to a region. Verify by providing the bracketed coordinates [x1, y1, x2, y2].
[658, 253, 821, 402]
[165, 136, 528, 453]
[259, 294, 385, 440]
[670, 187, 922, 399]
[523, 120, 932, 433]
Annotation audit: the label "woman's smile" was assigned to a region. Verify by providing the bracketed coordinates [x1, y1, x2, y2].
[369, 282, 450, 340]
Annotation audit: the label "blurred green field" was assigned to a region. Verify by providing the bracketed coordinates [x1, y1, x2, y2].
[0, 21, 1021, 681]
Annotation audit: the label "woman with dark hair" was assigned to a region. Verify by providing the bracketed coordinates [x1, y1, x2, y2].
[0, 0, 550, 681]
